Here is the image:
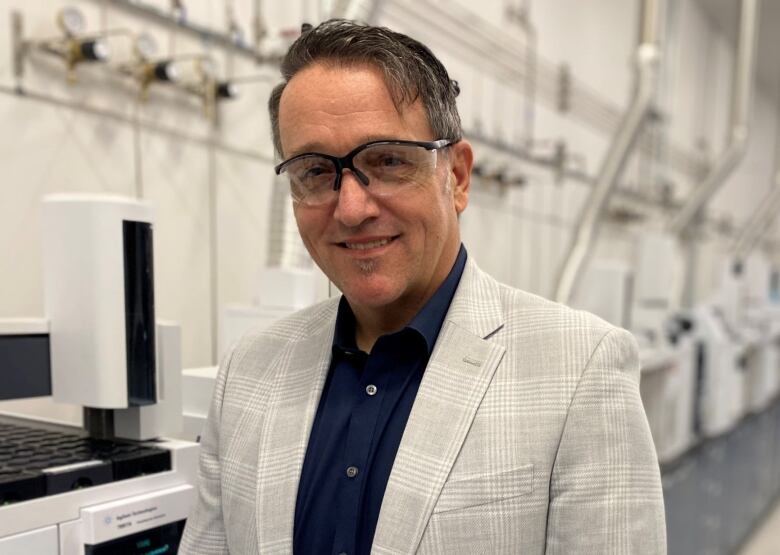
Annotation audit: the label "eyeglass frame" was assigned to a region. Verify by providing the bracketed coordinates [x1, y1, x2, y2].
[274, 138, 458, 197]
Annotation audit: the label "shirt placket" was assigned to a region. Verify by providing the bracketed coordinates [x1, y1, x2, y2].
[331, 354, 390, 555]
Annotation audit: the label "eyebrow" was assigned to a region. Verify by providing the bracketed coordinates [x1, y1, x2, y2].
[285, 135, 408, 159]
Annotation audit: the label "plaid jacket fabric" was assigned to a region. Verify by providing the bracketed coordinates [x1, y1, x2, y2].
[180, 259, 666, 554]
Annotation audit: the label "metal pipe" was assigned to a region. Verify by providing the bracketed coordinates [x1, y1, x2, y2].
[667, 0, 760, 236]
[132, 102, 144, 198]
[0, 84, 274, 163]
[523, 21, 538, 151]
[105, 0, 270, 61]
[208, 129, 219, 364]
[554, 0, 663, 304]
[253, 0, 267, 50]
[505, 0, 539, 150]
[733, 64, 780, 261]
[639, 0, 662, 45]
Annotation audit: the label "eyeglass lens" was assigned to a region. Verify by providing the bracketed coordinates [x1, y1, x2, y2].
[281, 143, 439, 205]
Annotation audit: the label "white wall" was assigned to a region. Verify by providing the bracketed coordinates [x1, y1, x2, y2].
[1, 0, 778, 376]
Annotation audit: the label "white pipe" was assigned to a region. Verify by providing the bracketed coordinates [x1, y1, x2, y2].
[734, 79, 780, 260]
[554, 0, 663, 305]
[667, 0, 760, 236]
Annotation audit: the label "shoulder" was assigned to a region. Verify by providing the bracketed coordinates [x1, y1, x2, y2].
[471, 266, 636, 378]
[497, 280, 614, 338]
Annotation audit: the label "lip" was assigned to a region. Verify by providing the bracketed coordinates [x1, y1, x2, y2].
[335, 235, 399, 256]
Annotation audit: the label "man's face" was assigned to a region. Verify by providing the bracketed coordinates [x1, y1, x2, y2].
[278, 62, 472, 315]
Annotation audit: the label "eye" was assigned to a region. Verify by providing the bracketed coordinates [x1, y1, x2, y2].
[363, 149, 414, 170]
[289, 158, 334, 183]
[302, 164, 331, 179]
[377, 153, 408, 167]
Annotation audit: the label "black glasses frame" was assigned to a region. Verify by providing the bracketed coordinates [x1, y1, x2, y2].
[274, 138, 457, 192]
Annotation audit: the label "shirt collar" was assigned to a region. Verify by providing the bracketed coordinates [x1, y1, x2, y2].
[333, 244, 468, 356]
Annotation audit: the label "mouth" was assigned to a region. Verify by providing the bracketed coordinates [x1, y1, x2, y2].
[337, 235, 399, 252]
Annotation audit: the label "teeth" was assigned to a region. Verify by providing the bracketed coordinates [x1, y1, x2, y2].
[345, 238, 391, 250]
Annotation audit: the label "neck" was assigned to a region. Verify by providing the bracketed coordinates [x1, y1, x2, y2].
[349, 243, 461, 352]
[352, 303, 417, 352]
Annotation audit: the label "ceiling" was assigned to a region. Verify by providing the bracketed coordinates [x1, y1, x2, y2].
[695, 0, 780, 94]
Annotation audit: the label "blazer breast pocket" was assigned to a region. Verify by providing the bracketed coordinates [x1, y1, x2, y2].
[433, 463, 534, 515]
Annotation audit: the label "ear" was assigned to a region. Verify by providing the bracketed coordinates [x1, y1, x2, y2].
[449, 140, 473, 214]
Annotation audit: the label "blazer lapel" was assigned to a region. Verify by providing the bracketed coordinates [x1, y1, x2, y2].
[255, 316, 335, 553]
[372, 260, 506, 554]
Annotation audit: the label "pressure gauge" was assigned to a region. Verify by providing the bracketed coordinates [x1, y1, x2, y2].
[134, 32, 158, 60]
[58, 7, 86, 36]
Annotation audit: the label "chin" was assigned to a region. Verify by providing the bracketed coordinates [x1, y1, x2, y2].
[338, 276, 404, 309]
[344, 287, 401, 309]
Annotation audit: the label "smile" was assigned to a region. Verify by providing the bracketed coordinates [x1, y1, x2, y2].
[339, 236, 398, 250]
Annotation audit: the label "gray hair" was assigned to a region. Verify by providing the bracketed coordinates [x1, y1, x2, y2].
[268, 19, 462, 157]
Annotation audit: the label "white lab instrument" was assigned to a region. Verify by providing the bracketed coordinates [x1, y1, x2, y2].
[693, 304, 748, 437]
[629, 232, 699, 461]
[639, 335, 697, 464]
[42, 195, 157, 411]
[0, 194, 198, 553]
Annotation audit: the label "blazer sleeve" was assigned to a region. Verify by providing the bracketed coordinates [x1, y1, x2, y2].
[545, 328, 667, 554]
[179, 349, 234, 554]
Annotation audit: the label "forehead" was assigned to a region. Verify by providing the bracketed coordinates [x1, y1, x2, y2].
[278, 62, 433, 158]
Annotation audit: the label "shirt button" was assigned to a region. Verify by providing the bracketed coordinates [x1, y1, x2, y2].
[366, 384, 377, 396]
[346, 466, 359, 478]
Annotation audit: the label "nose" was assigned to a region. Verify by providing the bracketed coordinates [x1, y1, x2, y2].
[333, 169, 380, 227]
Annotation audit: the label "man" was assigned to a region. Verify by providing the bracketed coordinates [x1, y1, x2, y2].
[181, 19, 666, 555]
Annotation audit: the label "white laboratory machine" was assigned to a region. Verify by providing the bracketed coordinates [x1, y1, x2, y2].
[687, 253, 780, 437]
[735, 254, 780, 414]
[629, 232, 699, 463]
[690, 303, 748, 437]
[0, 194, 199, 554]
[637, 331, 697, 464]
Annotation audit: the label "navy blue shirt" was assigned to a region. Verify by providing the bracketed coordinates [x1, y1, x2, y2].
[293, 245, 468, 555]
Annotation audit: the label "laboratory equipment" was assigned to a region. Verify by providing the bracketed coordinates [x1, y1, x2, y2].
[0, 194, 198, 554]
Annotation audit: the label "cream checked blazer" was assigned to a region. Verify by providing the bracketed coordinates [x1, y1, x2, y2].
[180, 259, 666, 554]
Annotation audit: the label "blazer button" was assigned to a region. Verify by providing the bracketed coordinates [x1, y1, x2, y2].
[366, 384, 377, 396]
[346, 466, 359, 478]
